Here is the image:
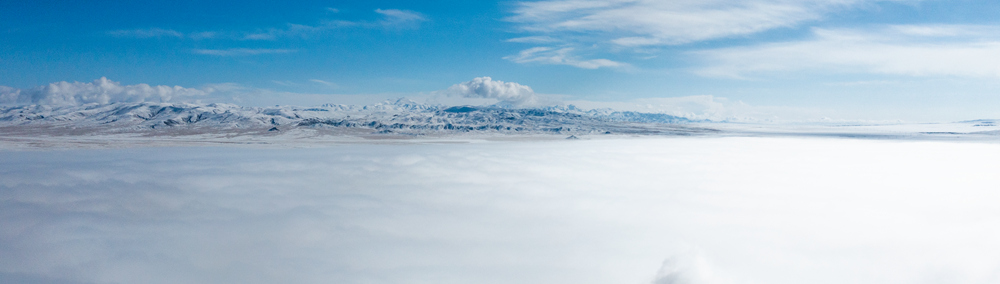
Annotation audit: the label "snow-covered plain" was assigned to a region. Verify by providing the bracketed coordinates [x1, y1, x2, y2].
[3, 137, 1000, 284]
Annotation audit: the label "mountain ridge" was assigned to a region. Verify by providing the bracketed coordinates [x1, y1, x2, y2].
[0, 99, 705, 136]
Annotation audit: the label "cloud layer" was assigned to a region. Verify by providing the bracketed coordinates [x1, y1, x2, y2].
[0, 78, 209, 106]
[4, 138, 1000, 283]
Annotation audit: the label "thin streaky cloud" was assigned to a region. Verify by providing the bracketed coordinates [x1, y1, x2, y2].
[107, 28, 184, 38]
[375, 9, 427, 27]
[503, 0, 920, 69]
[692, 25, 1000, 78]
[505, 36, 561, 43]
[271, 80, 299, 87]
[240, 9, 423, 40]
[192, 48, 297, 56]
[106, 9, 421, 42]
[508, 0, 914, 46]
[309, 79, 339, 87]
[188, 31, 218, 39]
[242, 21, 357, 40]
[504, 47, 627, 69]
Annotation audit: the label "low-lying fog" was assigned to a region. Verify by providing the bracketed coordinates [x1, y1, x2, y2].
[2, 137, 999, 284]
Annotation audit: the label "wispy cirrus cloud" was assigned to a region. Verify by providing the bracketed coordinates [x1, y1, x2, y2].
[241, 21, 357, 40]
[503, 0, 918, 69]
[504, 47, 627, 69]
[692, 25, 1000, 78]
[505, 36, 561, 43]
[107, 28, 184, 38]
[243, 9, 425, 40]
[509, 0, 915, 46]
[375, 9, 427, 27]
[107, 8, 426, 42]
[309, 79, 339, 88]
[192, 48, 296, 56]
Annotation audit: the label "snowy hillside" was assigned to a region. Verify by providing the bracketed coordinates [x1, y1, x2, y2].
[0, 99, 706, 137]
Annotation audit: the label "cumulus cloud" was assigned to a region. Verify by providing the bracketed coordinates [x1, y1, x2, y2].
[692, 25, 1000, 78]
[444, 77, 539, 106]
[0, 86, 19, 104]
[504, 47, 627, 69]
[0, 77, 209, 106]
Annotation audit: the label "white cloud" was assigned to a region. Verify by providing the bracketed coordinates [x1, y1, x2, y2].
[107, 28, 184, 38]
[509, 0, 913, 46]
[271, 80, 299, 87]
[239, 9, 423, 40]
[0, 79, 406, 108]
[692, 25, 1000, 78]
[504, 47, 627, 69]
[109, 9, 421, 42]
[505, 36, 561, 43]
[5, 139, 1000, 284]
[309, 79, 339, 88]
[242, 21, 357, 40]
[0, 86, 20, 105]
[652, 249, 719, 284]
[375, 9, 427, 27]
[444, 77, 539, 106]
[188, 31, 218, 39]
[192, 48, 296, 56]
[503, 0, 917, 69]
[0, 77, 209, 106]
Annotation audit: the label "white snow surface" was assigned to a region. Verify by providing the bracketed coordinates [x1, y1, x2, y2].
[2, 137, 1000, 284]
[0, 99, 709, 148]
[3, 99, 1000, 149]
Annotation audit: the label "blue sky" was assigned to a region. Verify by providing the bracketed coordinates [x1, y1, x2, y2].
[4, 0, 1000, 121]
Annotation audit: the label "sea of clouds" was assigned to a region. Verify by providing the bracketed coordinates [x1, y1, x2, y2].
[2, 137, 1000, 284]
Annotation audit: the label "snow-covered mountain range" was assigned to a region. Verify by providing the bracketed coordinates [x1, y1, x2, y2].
[0, 99, 707, 137]
[6, 98, 1000, 148]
